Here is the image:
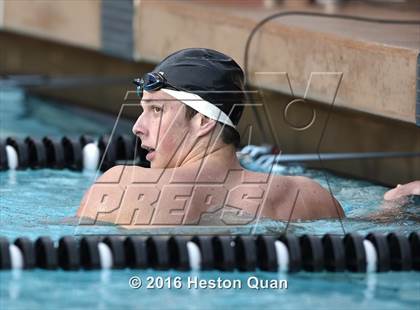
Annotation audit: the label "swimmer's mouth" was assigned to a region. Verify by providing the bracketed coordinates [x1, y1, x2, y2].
[141, 145, 156, 153]
[141, 144, 156, 161]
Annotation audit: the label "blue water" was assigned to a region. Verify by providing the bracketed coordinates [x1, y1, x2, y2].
[0, 87, 132, 138]
[1, 87, 419, 309]
[1, 270, 419, 310]
[1, 166, 419, 241]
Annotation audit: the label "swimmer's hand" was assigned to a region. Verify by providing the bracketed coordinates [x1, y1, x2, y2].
[383, 180, 420, 201]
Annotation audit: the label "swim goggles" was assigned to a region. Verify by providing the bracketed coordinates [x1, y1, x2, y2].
[133, 72, 180, 97]
[132, 72, 236, 129]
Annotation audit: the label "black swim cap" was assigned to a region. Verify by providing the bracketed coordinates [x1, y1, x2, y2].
[152, 48, 245, 126]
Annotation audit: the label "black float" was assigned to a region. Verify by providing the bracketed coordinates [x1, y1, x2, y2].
[62, 137, 83, 170]
[366, 233, 391, 272]
[191, 236, 215, 270]
[147, 237, 171, 270]
[0, 140, 8, 170]
[14, 237, 36, 269]
[322, 234, 345, 272]
[212, 236, 236, 271]
[387, 233, 412, 271]
[409, 232, 420, 271]
[300, 234, 324, 272]
[0, 237, 11, 270]
[35, 236, 58, 270]
[43, 137, 65, 169]
[124, 236, 148, 269]
[80, 237, 101, 270]
[58, 236, 80, 270]
[235, 236, 258, 271]
[256, 235, 278, 271]
[343, 233, 366, 272]
[103, 236, 126, 269]
[25, 137, 47, 169]
[279, 234, 302, 272]
[168, 236, 191, 271]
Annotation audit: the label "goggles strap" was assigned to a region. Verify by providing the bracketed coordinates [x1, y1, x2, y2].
[160, 88, 236, 129]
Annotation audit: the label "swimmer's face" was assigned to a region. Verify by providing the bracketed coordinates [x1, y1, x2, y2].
[132, 90, 196, 168]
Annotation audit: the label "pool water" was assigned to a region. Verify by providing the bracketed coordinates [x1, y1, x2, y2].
[0, 87, 132, 138]
[1, 270, 419, 309]
[0, 87, 419, 309]
[1, 166, 419, 241]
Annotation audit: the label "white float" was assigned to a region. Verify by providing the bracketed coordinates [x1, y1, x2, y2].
[274, 240, 289, 273]
[83, 142, 100, 171]
[98, 242, 113, 269]
[187, 241, 202, 271]
[5, 145, 18, 170]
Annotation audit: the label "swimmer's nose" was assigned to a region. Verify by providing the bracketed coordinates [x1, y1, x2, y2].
[132, 116, 147, 137]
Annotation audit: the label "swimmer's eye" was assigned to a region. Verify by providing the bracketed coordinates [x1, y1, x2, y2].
[151, 105, 163, 113]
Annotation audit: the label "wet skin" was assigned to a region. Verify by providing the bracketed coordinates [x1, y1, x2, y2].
[384, 181, 420, 201]
[76, 90, 345, 227]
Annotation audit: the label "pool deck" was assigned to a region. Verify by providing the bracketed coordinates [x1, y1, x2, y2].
[1, 0, 419, 124]
[133, 0, 420, 125]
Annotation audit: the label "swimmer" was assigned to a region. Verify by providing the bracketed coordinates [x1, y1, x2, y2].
[384, 180, 420, 201]
[363, 180, 420, 222]
[76, 48, 344, 227]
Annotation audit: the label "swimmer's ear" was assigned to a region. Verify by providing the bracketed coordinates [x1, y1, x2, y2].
[195, 114, 217, 137]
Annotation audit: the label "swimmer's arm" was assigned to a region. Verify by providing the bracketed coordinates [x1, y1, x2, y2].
[384, 180, 420, 201]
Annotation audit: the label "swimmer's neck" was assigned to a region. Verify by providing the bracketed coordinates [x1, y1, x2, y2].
[179, 143, 242, 169]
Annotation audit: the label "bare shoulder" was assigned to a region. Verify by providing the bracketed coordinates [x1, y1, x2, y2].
[291, 175, 344, 219]
[289, 176, 329, 195]
[94, 165, 127, 183]
[267, 175, 344, 220]
[77, 165, 139, 214]
[95, 165, 167, 185]
[76, 165, 126, 217]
